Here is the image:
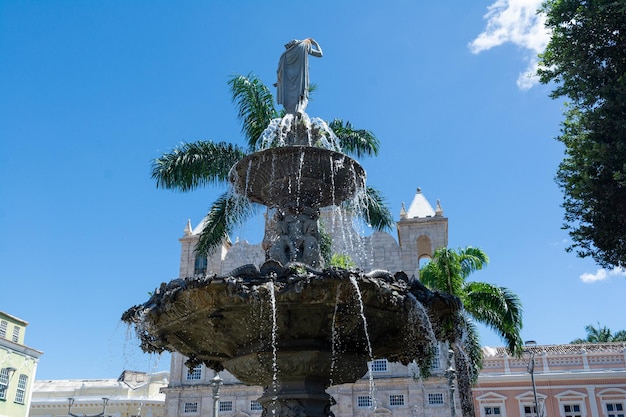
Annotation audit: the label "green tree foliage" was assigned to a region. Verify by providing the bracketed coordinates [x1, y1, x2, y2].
[420, 247, 524, 417]
[571, 322, 626, 343]
[538, 0, 626, 268]
[151, 74, 394, 255]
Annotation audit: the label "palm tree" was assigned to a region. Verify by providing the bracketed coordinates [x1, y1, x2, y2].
[571, 323, 626, 343]
[152, 73, 393, 255]
[420, 246, 524, 417]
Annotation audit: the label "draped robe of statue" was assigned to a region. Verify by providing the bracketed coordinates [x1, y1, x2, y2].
[276, 39, 322, 116]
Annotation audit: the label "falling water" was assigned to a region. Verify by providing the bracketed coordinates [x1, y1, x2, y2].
[258, 114, 342, 151]
[266, 282, 279, 415]
[348, 276, 377, 409]
[406, 293, 437, 349]
[295, 149, 305, 208]
[324, 163, 369, 268]
[329, 283, 343, 386]
[454, 324, 476, 416]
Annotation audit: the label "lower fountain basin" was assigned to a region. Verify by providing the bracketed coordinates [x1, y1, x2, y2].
[122, 264, 460, 388]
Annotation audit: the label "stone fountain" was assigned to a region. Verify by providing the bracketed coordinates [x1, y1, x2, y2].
[122, 38, 461, 417]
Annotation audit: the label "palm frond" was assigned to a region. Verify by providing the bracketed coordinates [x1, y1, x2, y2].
[458, 247, 489, 279]
[357, 186, 394, 231]
[329, 119, 380, 158]
[152, 141, 247, 192]
[463, 282, 523, 354]
[455, 312, 484, 381]
[228, 73, 278, 150]
[420, 248, 465, 294]
[195, 191, 258, 255]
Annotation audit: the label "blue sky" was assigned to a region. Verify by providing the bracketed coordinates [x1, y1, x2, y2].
[1, 1, 624, 381]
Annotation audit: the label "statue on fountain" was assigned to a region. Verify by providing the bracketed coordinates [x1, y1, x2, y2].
[267, 206, 323, 268]
[276, 38, 323, 117]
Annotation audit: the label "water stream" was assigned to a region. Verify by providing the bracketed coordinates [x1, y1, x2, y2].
[348, 276, 377, 409]
[329, 283, 343, 386]
[267, 281, 279, 415]
[259, 114, 342, 151]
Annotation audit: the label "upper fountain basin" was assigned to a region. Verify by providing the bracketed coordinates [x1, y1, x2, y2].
[229, 146, 366, 209]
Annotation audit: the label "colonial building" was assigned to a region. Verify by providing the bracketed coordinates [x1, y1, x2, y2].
[162, 352, 456, 417]
[30, 370, 169, 417]
[163, 343, 626, 417]
[0, 311, 43, 417]
[474, 343, 626, 417]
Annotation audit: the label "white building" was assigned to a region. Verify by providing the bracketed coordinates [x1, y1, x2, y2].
[30, 370, 169, 417]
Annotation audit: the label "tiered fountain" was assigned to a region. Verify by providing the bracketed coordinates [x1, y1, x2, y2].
[123, 38, 461, 417]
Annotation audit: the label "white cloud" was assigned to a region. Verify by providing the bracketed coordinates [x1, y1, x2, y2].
[469, 0, 551, 89]
[580, 267, 626, 283]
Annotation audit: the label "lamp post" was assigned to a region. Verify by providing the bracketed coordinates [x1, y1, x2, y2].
[444, 349, 457, 417]
[524, 340, 542, 417]
[68, 397, 109, 417]
[210, 373, 223, 417]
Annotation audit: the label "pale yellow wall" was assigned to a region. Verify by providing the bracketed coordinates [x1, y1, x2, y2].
[0, 311, 42, 417]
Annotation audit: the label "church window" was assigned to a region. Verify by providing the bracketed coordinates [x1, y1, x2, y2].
[194, 255, 208, 275]
[370, 359, 388, 372]
[431, 345, 441, 370]
[389, 394, 405, 406]
[219, 401, 233, 412]
[428, 393, 444, 406]
[184, 402, 198, 413]
[185, 365, 202, 381]
[357, 395, 372, 408]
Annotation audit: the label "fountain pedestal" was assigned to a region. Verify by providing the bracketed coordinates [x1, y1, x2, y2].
[229, 146, 365, 268]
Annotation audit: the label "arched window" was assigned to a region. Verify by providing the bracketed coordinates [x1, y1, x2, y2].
[194, 254, 208, 275]
[417, 235, 432, 259]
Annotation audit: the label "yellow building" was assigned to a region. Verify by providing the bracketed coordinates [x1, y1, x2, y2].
[0, 311, 43, 417]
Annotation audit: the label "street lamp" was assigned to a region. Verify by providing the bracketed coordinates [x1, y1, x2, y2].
[68, 397, 109, 417]
[210, 373, 223, 417]
[524, 340, 542, 417]
[444, 349, 457, 417]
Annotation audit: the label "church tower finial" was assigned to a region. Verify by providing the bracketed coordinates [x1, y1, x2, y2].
[184, 219, 193, 236]
[435, 199, 444, 217]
